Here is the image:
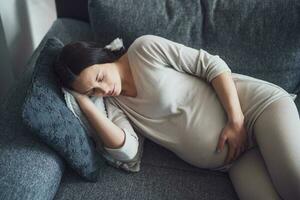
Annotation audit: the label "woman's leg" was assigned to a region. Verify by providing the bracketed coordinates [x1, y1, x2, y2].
[229, 147, 283, 200]
[246, 96, 300, 199]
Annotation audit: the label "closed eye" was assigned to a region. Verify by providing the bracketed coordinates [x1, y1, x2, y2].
[100, 75, 104, 81]
[91, 75, 103, 96]
[96, 72, 104, 82]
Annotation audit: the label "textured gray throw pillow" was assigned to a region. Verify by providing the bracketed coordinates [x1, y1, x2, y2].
[22, 37, 105, 182]
[61, 87, 145, 172]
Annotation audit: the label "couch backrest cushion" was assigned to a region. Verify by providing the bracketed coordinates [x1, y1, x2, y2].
[88, 0, 300, 95]
[88, 0, 204, 49]
[201, 0, 300, 93]
[22, 37, 105, 182]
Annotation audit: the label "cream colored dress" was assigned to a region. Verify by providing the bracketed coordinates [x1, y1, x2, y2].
[105, 35, 293, 171]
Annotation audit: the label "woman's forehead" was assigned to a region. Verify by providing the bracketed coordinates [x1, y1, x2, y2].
[75, 69, 93, 90]
[82, 64, 101, 76]
[80, 64, 94, 76]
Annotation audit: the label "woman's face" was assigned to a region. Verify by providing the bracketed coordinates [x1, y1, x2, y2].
[71, 63, 121, 97]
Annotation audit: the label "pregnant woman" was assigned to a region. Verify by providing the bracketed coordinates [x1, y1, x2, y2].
[54, 35, 300, 200]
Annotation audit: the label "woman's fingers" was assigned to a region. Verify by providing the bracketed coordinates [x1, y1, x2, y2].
[225, 144, 235, 164]
[216, 132, 226, 153]
[233, 146, 241, 161]
[242, 145, 246, 154]
[241, 145, 246, 154]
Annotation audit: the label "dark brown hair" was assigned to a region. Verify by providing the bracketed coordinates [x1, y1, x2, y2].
[54, 41, 126, 89]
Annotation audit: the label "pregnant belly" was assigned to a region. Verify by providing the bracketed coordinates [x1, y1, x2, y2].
[173, 89, 231, 169]
[172, 73, 290, 170]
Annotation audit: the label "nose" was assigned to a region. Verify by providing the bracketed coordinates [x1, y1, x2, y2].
[95, 83, 111, 96]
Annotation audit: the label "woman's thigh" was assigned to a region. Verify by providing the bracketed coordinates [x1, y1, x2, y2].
[229, 147, 282, 200]
[252, 96, 300, 199]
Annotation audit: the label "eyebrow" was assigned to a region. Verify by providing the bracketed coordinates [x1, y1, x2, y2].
[83, 72, 99, 95]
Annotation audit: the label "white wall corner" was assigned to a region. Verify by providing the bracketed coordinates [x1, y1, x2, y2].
[0, 0, 57, 80]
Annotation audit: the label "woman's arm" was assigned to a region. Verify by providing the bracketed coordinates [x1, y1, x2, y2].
[211, 72, 244, 124]
[76, 96, 126, 149]
[69, 90, 139, 162]
[211, 72, 248, 164]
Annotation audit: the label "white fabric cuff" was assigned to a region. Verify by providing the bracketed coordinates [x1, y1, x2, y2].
[103, 128, 139, 162]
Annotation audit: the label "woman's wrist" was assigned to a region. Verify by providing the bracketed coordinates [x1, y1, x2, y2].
[75, 96, 93, 112]
[228, 111, 245, 126]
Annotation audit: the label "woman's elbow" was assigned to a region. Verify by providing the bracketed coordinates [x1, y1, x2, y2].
[104, 128, 139, 162]
[123, 129, 140, 161]
[112, 143, 138, 162]
[122, 139, 139, 161]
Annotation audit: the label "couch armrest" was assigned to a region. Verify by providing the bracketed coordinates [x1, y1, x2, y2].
[1, 18, 93, 107]
[0, 18, 94, 200]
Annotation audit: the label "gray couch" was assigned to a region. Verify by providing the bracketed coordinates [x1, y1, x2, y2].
[1, 0, 299, 199]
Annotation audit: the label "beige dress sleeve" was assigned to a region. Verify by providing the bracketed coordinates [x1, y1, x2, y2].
[129, 34, 232, 83]
[102, 97, 139, 162]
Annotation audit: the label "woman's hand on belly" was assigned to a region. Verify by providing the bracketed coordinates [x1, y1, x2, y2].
[216, 118, 248, 165]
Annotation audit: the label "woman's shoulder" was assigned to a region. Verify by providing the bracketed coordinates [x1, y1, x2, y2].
[127, 38, 170, 77]
[129, 35, 163, 51]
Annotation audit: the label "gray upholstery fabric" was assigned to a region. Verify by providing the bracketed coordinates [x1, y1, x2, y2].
[201, 0, 300, 95]
[22, 37, 105, 182]
[88, 0, 204, 47]
[88, 0, 300, 112]
[54, 139, 238, 200]
[0, 19, 94, 200]
[3, 0, 300, 198]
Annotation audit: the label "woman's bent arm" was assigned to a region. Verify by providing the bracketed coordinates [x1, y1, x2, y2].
[211, 72, 244, 124]
[211, 72, 248, 164]
[74, 95, 139, 162]
[76, 97, 125, 149]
